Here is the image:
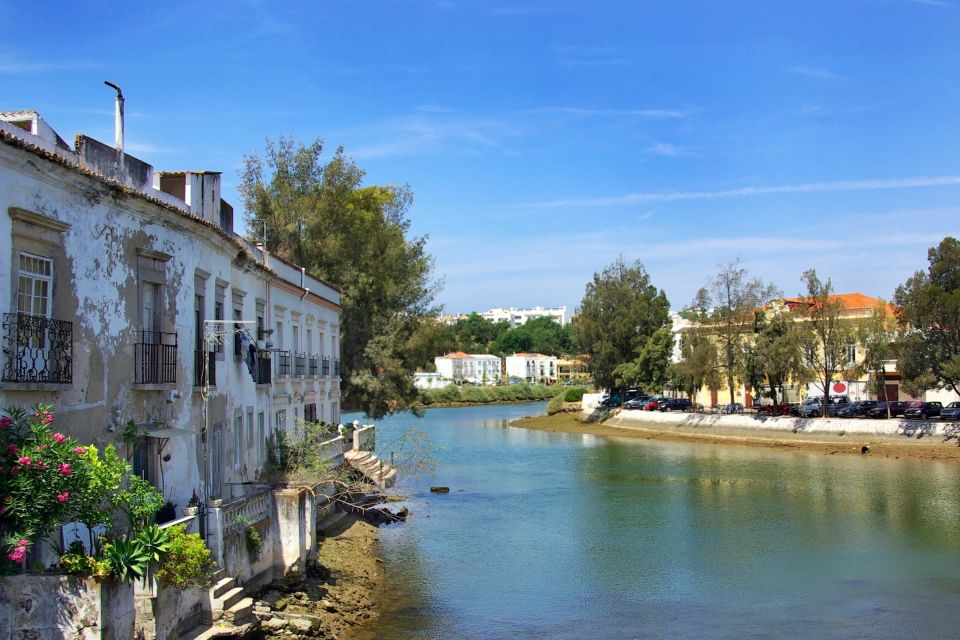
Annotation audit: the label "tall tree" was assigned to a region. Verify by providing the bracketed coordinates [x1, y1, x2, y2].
[855, 301, 898, 416]
[671, 326, 721, 405]
[797, 269, 855, 416]
[576, 257, 671, 395]
[693, 260, 780, 406]
[240, 138, 440, 418]
[745, 309, 808, 406]
[894, 236, 960, 397]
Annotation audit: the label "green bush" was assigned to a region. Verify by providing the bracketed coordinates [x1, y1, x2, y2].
[156, 525, 215, 590]
[546, 393, 566, 415]
[563, 387, 586, 402]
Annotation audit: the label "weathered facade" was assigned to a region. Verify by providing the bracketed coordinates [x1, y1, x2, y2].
[0, 109, 341, 535]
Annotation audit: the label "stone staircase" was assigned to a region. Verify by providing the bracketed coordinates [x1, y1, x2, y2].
[178, 570, 258, 639]
[343, 449, 397, 488]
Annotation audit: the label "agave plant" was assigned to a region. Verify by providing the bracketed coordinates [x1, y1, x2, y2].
[136, 524, 171, 562]
[104, 537, 150, 583]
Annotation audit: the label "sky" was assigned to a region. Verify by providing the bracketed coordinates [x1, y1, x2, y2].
[2, 0, 959, 315]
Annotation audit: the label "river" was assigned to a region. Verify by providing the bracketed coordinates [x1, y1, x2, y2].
[347, 402, 960, 639]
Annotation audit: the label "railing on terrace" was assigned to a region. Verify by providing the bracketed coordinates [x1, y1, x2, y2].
[316, 435, 354, 467]
[274, 350, 291, 378]
[134, 331, 177, 384]
[1, 312, 73, 384]
[322, 355, 331, 377]
[294, 352, 306, 377]
[221, 487, 272, 534]
[194, 350, 216, 387]
[308, 354, 319, 377]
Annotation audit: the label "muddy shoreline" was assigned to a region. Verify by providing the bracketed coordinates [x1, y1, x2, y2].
[512, 411, 960, 463]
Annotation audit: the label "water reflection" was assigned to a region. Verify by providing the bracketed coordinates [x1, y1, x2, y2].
[351, 405, 960, 639]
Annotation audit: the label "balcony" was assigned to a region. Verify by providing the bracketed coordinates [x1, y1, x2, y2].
[255, 354, 272, 385]
[308, 354, 319, 378]
[134, 331, 177, 385]
[294, 352, 306, 377]
[1, 313, 73, 384]
[322, 355, 331, 377]
[274, 350, 291, 378]
[194, 350, 216, 387]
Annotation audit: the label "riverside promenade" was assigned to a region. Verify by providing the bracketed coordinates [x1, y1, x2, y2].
[582, 394, 949, 437]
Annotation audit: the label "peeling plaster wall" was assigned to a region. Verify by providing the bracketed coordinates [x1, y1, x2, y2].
[0, 139, 272, 511]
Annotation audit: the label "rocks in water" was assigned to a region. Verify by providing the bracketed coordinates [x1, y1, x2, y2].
[430, 486, 450, 493]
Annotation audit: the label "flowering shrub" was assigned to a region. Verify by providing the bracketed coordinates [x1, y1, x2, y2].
[0, 404, 94, 566]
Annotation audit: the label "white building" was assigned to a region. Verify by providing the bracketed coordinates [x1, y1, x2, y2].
[434, 352, 501, 385]
[481, 306, 567, 328]
[413, 371, 450, 389]
[505, 353, 558, 384]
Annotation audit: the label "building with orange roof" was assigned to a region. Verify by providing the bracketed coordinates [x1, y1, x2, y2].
[434, 352, 501, 385]
[506, 353, 558, 384]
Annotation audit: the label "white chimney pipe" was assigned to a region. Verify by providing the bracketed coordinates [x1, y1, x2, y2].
[104, 81, 124, 158]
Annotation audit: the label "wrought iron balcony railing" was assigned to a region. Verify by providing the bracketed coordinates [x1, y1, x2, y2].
[294, 352, 306, 377]
[134, 331, 177, 384]
[194, 350, 216, 387]
[322, 355, 331, 377]
[274, 350, 291, 378]
[308, 354, 319, 377]
[2, 313, 73, 384]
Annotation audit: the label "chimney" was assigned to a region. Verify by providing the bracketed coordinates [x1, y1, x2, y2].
[103, 81, 124, 160]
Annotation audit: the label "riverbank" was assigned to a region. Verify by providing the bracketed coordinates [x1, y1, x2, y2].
[512, 412, 960, 463]
[258, 515, 383, 638]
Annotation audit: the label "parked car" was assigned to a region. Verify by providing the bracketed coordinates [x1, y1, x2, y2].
[865, 401, 910, 419]
[836, 400, 879, 418]
[799, 396, 851, 418]
[941, 402, 960, 422]
[904, 402, 943, 420]
[660, 398, 692, 412]
[601, 389, 642, 407]
[624, 396, 651, 409]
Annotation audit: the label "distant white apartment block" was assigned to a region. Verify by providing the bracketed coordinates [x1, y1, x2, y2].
[506, 353, 558, 384]
[434, 352, 502, 385]
[481, 306, 567, 328]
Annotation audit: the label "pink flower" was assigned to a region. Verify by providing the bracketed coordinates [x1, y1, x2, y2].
[17, 456, 30, 467]
[0, 416, 11, 429]
[18, 539, 28, 547]
[58, 463, 71, 476]
[56, 492, 69, 503]
[7, 547, 25, 563]
[52, 433, 65, 444]
[0, 507, 6, 516]
[43, 412, 53, 425]
[35, 460, 46, 471]
[6, 444, 18, 456]
[73, 447, 87, 455]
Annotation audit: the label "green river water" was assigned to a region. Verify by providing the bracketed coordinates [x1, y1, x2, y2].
[348, 403, 960, 639]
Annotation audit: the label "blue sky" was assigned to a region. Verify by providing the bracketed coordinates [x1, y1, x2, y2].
[3, 0, 959, 314]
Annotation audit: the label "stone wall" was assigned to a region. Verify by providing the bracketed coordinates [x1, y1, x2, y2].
[0, 575, 133, 640]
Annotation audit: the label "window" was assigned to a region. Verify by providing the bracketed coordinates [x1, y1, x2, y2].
[257, 412, 265, 463]
[214, 300, 224, 357]
[246, 408, 254, 460]
[846, 343, 857, 367]
[233, 413, 243, 471]
[17, 253, 53, 318]
[275, 409, 287, 433]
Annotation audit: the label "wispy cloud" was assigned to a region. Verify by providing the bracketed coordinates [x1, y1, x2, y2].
[646, 142, 684, 157]
[554, 45, 627, 67]
[898, 0, 952, 7]
[518, 175, 960, 208]
[526, 106, 689, 119]
[0, 52, 99, 75]
[349, 114, 519, 159]
[789, 66, 842, 81]
[125, 141, 181, 155]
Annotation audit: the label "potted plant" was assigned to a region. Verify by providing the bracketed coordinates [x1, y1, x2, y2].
[182, 491, 200, 517]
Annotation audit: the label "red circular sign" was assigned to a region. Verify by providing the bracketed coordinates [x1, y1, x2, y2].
[832, 382, 847, 394]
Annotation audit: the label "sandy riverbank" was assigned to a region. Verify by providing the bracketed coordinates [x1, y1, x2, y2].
[258, 515, 384, 638]
[512, 411, 960, 463]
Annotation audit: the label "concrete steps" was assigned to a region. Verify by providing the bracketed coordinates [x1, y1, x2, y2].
[344, 450, 397, 488]
[178, 573, 257, 639]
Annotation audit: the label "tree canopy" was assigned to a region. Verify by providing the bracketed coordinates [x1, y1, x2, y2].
[796, 269, 855, 411]
[576, 257, 671, 391]
[240, 138, 440, 418]
[895, 236, 960, 397]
